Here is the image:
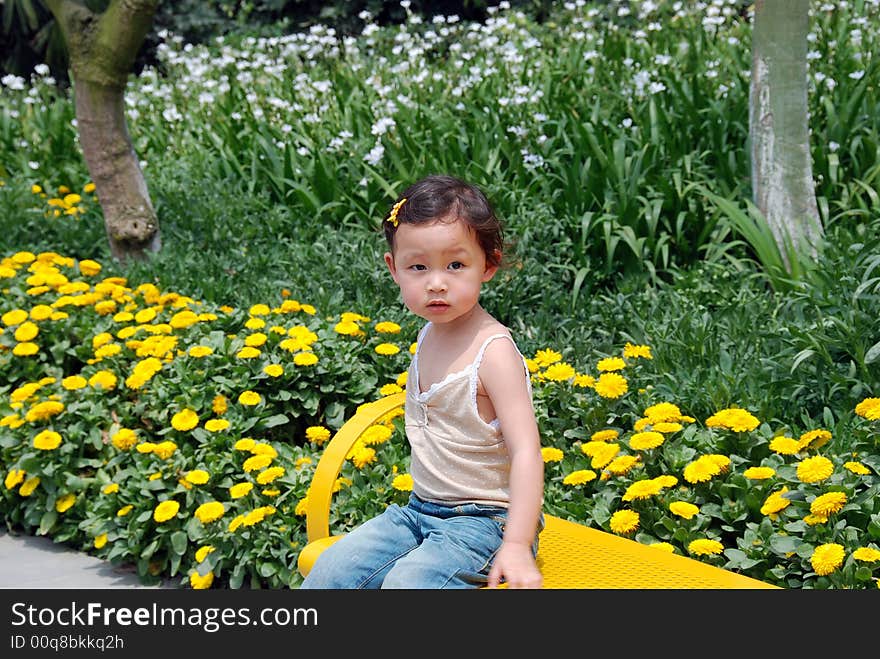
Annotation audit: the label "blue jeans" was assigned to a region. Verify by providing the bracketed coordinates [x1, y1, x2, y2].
[300, 494, 539, 589]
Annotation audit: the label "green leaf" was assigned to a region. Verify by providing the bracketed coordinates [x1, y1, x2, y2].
[864, 339, 880, 365]
[170, 531, 188, 556]
[38, 510, 57, 536]
[260, 414, 289, 429]
[769, 535, 800, 555]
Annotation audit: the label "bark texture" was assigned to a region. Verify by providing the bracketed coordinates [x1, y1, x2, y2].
[749, 0, 822, 269]
[45, 0, 160, 262]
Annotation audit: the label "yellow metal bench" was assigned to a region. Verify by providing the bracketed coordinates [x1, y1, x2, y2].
[297, 392, 777, 589]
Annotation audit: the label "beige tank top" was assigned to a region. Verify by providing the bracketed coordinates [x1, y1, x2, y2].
[405, 322, 532, 508]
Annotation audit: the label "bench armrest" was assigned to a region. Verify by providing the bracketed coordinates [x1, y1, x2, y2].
[305, 392, 407, 543]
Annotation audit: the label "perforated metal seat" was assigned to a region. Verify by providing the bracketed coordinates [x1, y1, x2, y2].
[297, 393, 777, 589]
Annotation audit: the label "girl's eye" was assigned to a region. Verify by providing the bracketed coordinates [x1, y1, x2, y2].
[449, 262, 463, 270]
[411, 264, 426, 271]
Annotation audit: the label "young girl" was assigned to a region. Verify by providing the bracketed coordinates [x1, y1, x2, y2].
[300, 175, 545, 589]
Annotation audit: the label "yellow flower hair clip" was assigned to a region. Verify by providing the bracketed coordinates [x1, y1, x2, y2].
[386, 198, 407, 227]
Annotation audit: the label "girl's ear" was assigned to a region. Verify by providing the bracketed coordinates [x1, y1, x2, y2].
[482, 250, 501, 282]
[384, 252, 399, 283]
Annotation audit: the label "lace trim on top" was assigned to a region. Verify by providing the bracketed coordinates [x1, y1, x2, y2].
[412, 322, 531, 429]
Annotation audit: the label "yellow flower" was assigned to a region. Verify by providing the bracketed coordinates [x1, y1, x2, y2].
[185, 470, 210, 485]
[563, 470, 597, 486]
[605, 454, 640, 475]
[380, 383, 404, 396]
[375, 342, 401, 355]
[798, 429, 832, 450]
[195, 545, 215, 563]
[234, 438, 256, 451]
[263, 364, 284, 377]
[229, 482, 254, 499]
[94, 533, 108, 549]
[392, 473, 414, 491]
[13, 342, 39, 356]
[33, 429, 62, 450]
[609, 509, 639, 535]
[590, 429, 619, 442]
[2, 308, 29, 326]
[245, 332, 268, 347]
[843, 461, 870, 475]
[153, 440, 177, 459]
[687, 539, 724, 556]
[204, 418, 230, 432]
[623, 342, 652, 359]
[596, 356, 626, 372]
[102, 483, 120, 495]
[622, 479, 663, 501]
[14, 321, 39, 342]
[171, 408, 199, 432]
[669, 501, 700, 520]
[117, 505, 133, 517]
[5, 469, 26, 490]
[194, 501, 225, 524]
[760, 487, 792, 516]
[533, 348, 562, 366]
[629, 431, 664, 451]
[852, 547, 880, 562]
[294, 351, 318, 366]
[796, 456, 834, 483]
[89, 370, 118, 389]
[305, 426, 331, 444]
[238, 390, 262, 406]
[256, 466, 285, 484]
[111, 428, 137, 450]
[334, 320, 360, 335]
[188, 345, 214, 358]
[594, 372, 628, 399]
[810, 543, 845, 576]
[351, 445, 377, 469]
[705, 407, 760, 432]
[361, 425, 393, 446]
[539, 362, 575, 382]
[153, 500, 180, 523]
[190, 570, 214, 589]
[375, 321, 401, 333]
[540, 447, 564, 463]
[243, 455, 272, 472]
[743, 466, 776, 480]
[55, 493, 76, 513]
[26, 400, 64, 422]
[19, 476, 40, 496]
[854, 397, 880, 420]
[79, 259, 101, 276]
[652, 422, 683, 433]
[581, 441, 620, 469]
[295, 497, 309, 516]
[810, 491, 847, 516]
[61, 375, 88, 390]
[769, 436, 801, 455]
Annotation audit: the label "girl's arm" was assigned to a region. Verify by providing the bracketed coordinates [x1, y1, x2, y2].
[479, 337, 545, 589]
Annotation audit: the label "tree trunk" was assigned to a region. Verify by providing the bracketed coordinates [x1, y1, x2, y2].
[749, 0, 822, 270]
[45, 0, 160, 262]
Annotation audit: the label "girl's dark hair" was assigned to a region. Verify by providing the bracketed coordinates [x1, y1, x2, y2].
[382, 174, 504, 268]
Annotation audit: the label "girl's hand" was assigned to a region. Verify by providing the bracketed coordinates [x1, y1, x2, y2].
[487, 541, 543, 589]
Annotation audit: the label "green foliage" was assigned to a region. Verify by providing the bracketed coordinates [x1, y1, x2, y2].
[1, 1, 880, 589]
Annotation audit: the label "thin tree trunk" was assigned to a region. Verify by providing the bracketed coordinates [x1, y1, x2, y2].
[45, 0, 160, 262]
[749, 0, 822, 270]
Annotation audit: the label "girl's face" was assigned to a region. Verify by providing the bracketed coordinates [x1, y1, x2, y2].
[384, 218, 498, 326]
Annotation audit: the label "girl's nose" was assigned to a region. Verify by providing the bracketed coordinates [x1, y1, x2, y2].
[426, 275, 447, 292]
